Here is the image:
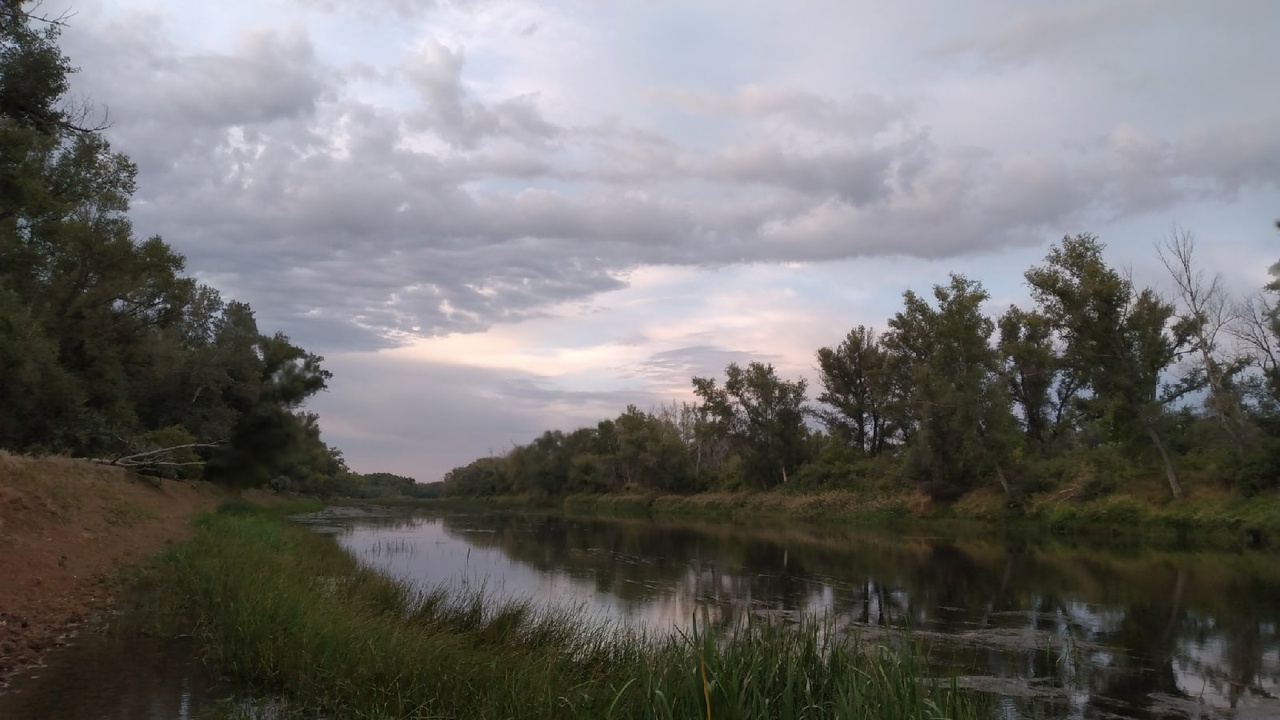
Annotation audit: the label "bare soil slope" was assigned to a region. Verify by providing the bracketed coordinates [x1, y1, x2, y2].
[0, 452, 234, 687]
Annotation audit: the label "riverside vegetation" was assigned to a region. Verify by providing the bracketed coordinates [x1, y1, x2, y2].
[438, 233, 1280, 547]
[145, 502, 991, 720]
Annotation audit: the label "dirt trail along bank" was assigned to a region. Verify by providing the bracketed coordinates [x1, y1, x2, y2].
[0, 452, 234, 688]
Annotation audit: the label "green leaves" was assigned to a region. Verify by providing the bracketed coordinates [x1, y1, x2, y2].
[1026, 234, 1184, 497]
[692, 362, 809, 488]
[815, 326, 892, 455]
[881, 274, 1016, 500]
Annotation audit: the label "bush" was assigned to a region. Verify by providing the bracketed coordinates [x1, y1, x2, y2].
[1232, 438, 1280, 497]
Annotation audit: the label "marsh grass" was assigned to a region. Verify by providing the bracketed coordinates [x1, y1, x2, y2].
[158, 504, 991, 719]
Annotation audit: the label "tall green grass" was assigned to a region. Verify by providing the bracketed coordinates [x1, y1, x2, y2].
[155, 505, 990, 719]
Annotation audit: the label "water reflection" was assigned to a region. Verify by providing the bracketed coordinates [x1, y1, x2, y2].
[331, 511, 1280, 720]
[0, 634, 214, 720]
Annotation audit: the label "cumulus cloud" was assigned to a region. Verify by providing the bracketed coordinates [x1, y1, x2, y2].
[404, 39, 560, 149]
[57, 0, 1280, 358]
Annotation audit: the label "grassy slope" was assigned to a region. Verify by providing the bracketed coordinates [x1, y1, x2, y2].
[153, 504, 989, 720]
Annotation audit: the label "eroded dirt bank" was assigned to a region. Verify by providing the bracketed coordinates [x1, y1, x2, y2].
[0, 452, 249, 688]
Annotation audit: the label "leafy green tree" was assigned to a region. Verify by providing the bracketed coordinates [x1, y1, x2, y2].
[613, 405, 693, 492]
[691, 362, 809, 488]
[1026, 234, 1186, 498]
[0, 5, 198, 454]
[505, 430, 573, 495]
[203, 331, 332, 488]
[0, 281, 80, 449]
[881, 274, 1018, 500]
[443, 456, 508, 497]
[996, 305, 1077, 452]
[1259, 221, 1280, 404]
[566, 419, 620, 493]
[815, 326, 893, 455]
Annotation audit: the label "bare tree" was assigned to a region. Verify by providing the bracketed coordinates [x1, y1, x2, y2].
[1158, 229, 1251, 457]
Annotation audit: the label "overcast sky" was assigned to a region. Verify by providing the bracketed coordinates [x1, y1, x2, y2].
[60, 0, 1280, 480]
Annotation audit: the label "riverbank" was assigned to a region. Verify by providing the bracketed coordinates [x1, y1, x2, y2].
[433, 484, 1280, 550]
[0, 453, 281, 688]
[149, 504, 989, 719]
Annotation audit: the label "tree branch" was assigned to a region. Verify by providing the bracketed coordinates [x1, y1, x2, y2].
[93, 441, 225, 467]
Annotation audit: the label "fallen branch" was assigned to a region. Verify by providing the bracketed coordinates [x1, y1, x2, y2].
[92, 441, 225, 468]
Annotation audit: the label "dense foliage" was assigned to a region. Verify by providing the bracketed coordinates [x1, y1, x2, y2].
[446, 232, 1280, 504]
[0, 5, 373, 494]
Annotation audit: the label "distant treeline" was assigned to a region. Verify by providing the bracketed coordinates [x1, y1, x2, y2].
[0, 5, 399, 496]
[445, 232, 1280, 504]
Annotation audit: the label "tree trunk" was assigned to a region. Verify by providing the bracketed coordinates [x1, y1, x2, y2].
[1139, 412, 1182, 500]
[994, 462, 1012, 498]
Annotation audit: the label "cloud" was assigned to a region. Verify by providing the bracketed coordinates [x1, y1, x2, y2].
[56, 0, 1280, 359]
[310, 351, 660, 478]
[627, 344, 782, 391]
[665, 85, 915, 138]
[932, 1, 1161, 66]
[404, 39, 560, 149]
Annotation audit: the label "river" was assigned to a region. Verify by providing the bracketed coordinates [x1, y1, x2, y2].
[2, 508, 1278, 719]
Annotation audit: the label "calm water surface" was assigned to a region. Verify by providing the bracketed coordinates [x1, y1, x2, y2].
[326, 510, 1280, 720]
[3, 508, 1278, 720]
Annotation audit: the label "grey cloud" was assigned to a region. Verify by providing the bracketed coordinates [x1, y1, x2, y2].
[495, 377, 653, 413]
[405, 40, 559, 149]
[58, 7, 1280, 354]
[1085, 122, 1280, 216]
[709, 140, 914, 206]
[61, 17, 329, 183]
[300, 0, 486, 21]
[1176, 121, 1280, 198]
[667, 86, 914, 138]
[932, 1, 1161, 65]
[72, 23, 325, 129]
[310, 354, 656, 478]
[308, 356, 550, 478]
[625, 344, 781, 393]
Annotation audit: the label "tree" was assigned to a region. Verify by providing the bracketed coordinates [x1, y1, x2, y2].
[692, 362, 809, 488]
[613, 405, 693, 492]
[0, 4, 195, 454]
[443, 456, 508, 497]
[881, 274, 1017, 500]
[1026, 234, 1186, 499]
[1158, 230, 1251, 457]
[203, 330, 333, 488]
[814, 326, 892, 455]
[997, 305, 1076, 452]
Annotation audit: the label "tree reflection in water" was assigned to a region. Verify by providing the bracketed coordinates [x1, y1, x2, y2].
[331, 510, 1280, 720]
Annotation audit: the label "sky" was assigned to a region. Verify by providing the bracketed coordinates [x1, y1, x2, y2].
[56, 0, 1280, 481]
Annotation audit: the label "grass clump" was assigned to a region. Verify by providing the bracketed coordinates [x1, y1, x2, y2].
[157, 505, 990, 719]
